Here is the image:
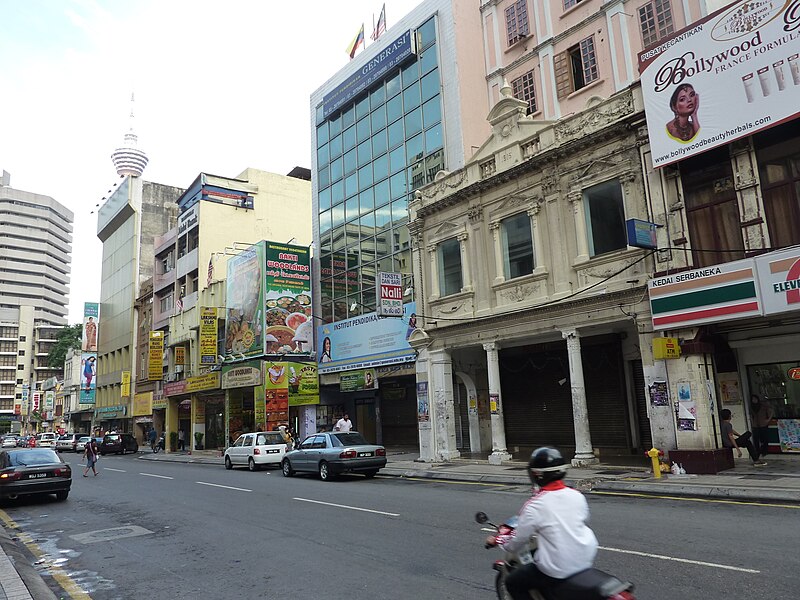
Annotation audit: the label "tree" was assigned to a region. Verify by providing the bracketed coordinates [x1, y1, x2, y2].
[47, 324, 83, 368]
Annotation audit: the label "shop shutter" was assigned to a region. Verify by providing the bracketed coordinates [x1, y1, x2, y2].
[631, 359, 653, 450]
[582, 340, 631, 449]
[454, 381, 471, 452]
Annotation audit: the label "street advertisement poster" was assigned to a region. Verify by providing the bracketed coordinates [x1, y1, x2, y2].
[148, 331, 164, 381]
[121, 371, 131, 398]
[174, 347, 185, 365]
[376, 271, 403, 317]
[264, 242, 313, 356]
[199, 307, 218, 364]
[677, 381, 697, 430]
[195, 400, 205, 424]
[339, 368, 379, 392]
[489, 393, 499, 415]
[266, 362, 319, 408]
[44, 391, 54, 411]
[777, 418, 800, 452]
[225, 242, 265, 358]
[82, 302, 99, 352]
[133, 392, 152, 417]
[254, 386, 265, 429]
[317, 302, 417, 374]
[221, 360, 263, 389]
[80, 353, 97, 404]
[718, 372, 743, 405]
[417, 381, 429, 424]
[639, 0, 800, 168]
[649, 380, 669, 406]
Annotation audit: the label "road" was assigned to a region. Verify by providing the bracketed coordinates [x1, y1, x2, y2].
[0, 452, 797, 600]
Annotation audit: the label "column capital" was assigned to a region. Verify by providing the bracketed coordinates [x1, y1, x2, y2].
[488, 221, 501, 231]
[482, 341, 501, 353]
[426, 244, 438, 253]
[561, 328, 580, 340]
[457, 232, 469, 242]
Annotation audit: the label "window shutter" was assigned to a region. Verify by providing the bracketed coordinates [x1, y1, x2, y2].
[553, 51, 572, 100]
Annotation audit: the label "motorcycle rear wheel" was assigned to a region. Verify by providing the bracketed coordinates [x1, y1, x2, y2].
[495, 571, 545, 600]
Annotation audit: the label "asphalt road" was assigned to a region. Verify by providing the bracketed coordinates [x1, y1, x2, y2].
[0, 452, 797, 600]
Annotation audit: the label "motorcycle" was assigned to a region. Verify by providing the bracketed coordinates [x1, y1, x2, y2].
[152, 434, 165, 454]
[476, 512, 636, 600]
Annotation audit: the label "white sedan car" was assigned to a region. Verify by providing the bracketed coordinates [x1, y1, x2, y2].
[1, 436, 18, 448]
[224, 432, 291, 471]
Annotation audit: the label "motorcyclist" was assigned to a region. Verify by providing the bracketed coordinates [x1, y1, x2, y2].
[485, 447, 598, 599]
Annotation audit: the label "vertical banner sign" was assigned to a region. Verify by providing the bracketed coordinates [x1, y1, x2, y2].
[32, 391, 41, 412]
[174, 347, 185, 365]
[148, 331, 164, 381]
[45, 391, 54, 410]
[417, 381, 429, 423]
[80, 353, 97, 404]
[264, 242, 313, 356]
[225, 243, 265, 358]
[121, 371, 131, 398]
[82, 302, 99, 352]
[639, 0, 800, 168]
[377, 271, 403, 317]
[199, 307, 218, 364]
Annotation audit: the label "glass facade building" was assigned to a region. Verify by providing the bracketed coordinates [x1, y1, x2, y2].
[314, 17, 444, 323]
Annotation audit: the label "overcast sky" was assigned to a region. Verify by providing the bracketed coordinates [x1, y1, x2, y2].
[0, 0, 421, 324]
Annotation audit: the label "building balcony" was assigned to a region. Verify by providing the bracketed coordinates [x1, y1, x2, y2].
[177, 247, 198, 279]
[154, 270, 176, 293]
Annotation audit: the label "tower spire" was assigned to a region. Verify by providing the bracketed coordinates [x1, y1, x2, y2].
[111, 92, 148, 177]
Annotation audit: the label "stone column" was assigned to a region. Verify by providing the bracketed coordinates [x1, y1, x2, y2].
[568, 191, 590, 261]
[489, 221, 505, 285]
[457, 233, 472, 292]
[528, 204, 545, 270]
[429, 348, 460, 460]
[427, 244, 440, 301]
[483, 342, 512, 464]
[562, 328, 597, 466]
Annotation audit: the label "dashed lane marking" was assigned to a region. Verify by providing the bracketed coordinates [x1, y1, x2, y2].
[195, 482, 252, 492]
[138, 473, 173, 479]
[294, 497, 400, 516]
[598, 546, 760, 573]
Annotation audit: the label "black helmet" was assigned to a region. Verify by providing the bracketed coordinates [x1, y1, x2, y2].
[528, 447, 568, 487]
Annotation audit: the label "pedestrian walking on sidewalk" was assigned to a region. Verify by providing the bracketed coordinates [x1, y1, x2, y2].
[178, 429, 185, 451]
[720, 409, 767, 466]
[750, 395, 774, 458]
[83, 439, 99, 477]
[334, 414, 352, 432]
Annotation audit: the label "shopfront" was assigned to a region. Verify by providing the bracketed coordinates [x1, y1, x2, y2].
[132, 391, 154, 444]
[163, 372, 221, 451]
[94, 405, 127, 434]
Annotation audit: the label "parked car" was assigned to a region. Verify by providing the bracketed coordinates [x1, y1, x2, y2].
[17, 435, 33, 448]
[1, 436, 19, 449]
[281, 431, 386, 481]
[75, 436, 92, 453]
[224, 431, 292, 472]
[56, 433, 86, 452]
[99, 433, 138, 455]
[0, 448, 71, 502]
[36, 432, 58, 448]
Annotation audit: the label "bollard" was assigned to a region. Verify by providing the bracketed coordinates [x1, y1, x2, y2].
[646, 447, 663, 479]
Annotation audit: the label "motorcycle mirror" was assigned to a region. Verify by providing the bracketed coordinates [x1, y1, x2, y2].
[475, 512, 489, 524]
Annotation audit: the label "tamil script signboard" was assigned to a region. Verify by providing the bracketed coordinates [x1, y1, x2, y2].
[639, 0, 800, 168]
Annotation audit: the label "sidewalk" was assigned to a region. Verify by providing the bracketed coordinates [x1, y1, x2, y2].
[140, 449, 800, 503]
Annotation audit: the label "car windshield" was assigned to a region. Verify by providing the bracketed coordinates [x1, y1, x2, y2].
[105, 435, 121, 441]
[78, 437, 90, 443]
[331, 432, 369, 447]
[9, 449, 60, 466]
[256, 433, 285, 445]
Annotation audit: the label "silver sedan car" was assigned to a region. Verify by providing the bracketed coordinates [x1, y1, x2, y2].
[281, 431, 386, 481]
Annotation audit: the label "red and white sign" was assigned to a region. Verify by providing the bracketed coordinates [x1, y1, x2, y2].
[755, 247, 800, 316]
[788, 367, 800, 381]
[376, 271, 403, 317]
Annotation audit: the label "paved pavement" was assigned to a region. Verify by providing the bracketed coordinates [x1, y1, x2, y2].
[1, 447, 798, 599]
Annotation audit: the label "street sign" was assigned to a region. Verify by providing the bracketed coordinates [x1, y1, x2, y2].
[376, 271, 403, 317]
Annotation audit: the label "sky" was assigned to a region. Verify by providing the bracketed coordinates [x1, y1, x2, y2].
[0, 0, 422, 324]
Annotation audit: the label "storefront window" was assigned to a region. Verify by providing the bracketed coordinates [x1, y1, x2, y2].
[748, 363, 800, 453]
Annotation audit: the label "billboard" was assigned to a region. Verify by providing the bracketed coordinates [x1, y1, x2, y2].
[639, 0, 800, 168]
[225, 243, 265, 358]
[80, 353, 97, 404]
[82, 302, 99, 352]
[754, 246, 800, 315]
[199, 307, 218, 364]
[264, 242, 313, 356]
[317, 302, 417, 374]
[148, 331, 164, 381]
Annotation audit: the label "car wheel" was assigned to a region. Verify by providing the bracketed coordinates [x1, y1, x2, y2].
[364, 470, 379, 479]
[319, 461, 333, 481]
[224, 456, 233, 470]
[248, 458, 259, 472]
[282, 459, 294, 477]
[56, 490, 69, 501]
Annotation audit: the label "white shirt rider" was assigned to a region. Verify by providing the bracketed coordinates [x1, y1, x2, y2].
[334, 415, 352, 432]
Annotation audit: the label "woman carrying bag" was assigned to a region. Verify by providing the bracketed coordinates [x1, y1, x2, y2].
[83, 438, 99, 477]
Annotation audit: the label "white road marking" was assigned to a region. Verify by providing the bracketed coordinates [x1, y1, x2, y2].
[103, 468, 125, 472]
[294, 497, 399, 517]
[71, 525, 153, 544]
[196, 481, 252, 492]
[139, 473, 173, 479]
[598, 546, 760, 573]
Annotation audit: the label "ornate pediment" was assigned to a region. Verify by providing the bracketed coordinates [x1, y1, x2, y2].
[432, 221, 462, 237]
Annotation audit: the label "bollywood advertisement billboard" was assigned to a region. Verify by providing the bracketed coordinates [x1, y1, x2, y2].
[80, 353, 97, 404]
[317, 302, 417, 374]
[264, 242, 313, 356]
[81, 302, 99, 352]
[225, 243, 265, 358]
[639, 0, 800, 168]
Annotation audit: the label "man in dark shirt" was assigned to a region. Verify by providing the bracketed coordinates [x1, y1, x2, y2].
[720, 409, 766, 466]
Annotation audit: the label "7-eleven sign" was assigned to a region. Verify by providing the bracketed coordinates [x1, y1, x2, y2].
[757, 249, 800, 316]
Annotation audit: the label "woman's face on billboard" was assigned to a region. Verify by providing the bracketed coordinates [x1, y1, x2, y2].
[673, 86, 696, 116]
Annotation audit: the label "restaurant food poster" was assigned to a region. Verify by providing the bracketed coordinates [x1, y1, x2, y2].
[148, 331, 164, 381]
[263, 242, 313, 356]
[639, 0, 800, 168]
[266, 361, 319, 407]
[225, 243, 265, 358]
[81, 302, 99, 352]
[199, 307, 218, 364]
[80, 352, 97, 404]
[317, 302, 417, 374]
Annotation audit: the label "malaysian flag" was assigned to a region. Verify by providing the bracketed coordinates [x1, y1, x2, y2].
[207, 257, 214, 287]
[175, 296, 183, 312]
[371, 4, 386, 41]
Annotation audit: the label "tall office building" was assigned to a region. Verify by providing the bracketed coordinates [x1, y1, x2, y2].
[309, 0, 486, 445]
[0, 170, 73, 431]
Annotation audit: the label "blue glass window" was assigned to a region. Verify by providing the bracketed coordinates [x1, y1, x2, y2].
[358, 164, 373, 188]
[420, 43, 437, 75]
[329, 114, 342, 137]
[405, 107, 422, 138]
[360, 187, 375, 214]
[374, 178, 390, 207]
[317, 122, 329, 146]
[319, 209, 331, 235]
[342, 105, 355, 129]
[371, 85, 386, 108]
[389, 145, 406, 174]
[330, 134, 343, 159]
[332, 227, 345, 251]
[387, 94, 403, 124]
[402, 61, 418, 89]
[372, 128, 387, 157]
[356, 95, 370, 120]
[357, 140, 372, 168]
[345, 173, 359, 198]
[388, 119, 404, 150]
[418, 17, 436, 50]
[331, 179, 344, 205]
[360, 211, 376, 229]
[332, 204, 345, 228]
[373, 153, 388, 182]
[376, 204, 392, 229]
[422, 97, 441, 129]
[420, 69, 439, 103]
[343, 149, 357, 175]
[318, 165, 330, 189]
[319, 186, 331, 211]
[403, 82, 420, 111]
[386, 72, 401, 98]
[390, 171, 407, 199]
[391, 197, 408, 224]
[343, 126, 356, 152]
[425, 123, 443, 152]
[406, 133, 423, 163]
[356, 116, 371, 143]
[330, 157, 343, 182]
[346, 196, 359, 222]
[371, 105, 386, 132]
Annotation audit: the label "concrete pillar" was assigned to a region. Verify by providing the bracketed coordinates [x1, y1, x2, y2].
[528, 205, 546, 270]
[427, 244, 440, 301]
[568, 191, 590, 261]
[429, 348, 460, 461]
[483, 342, 511, 464]
[415, 347, 435, 461]
[489, 222, 505, 284]
[562, 328, 597, 466]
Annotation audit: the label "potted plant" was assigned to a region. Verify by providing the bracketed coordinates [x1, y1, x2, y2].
[169, 431, 178, 452]
[194, 431, 204, 450]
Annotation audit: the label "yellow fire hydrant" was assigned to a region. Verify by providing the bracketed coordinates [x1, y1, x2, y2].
[646, 447, 663, 479]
